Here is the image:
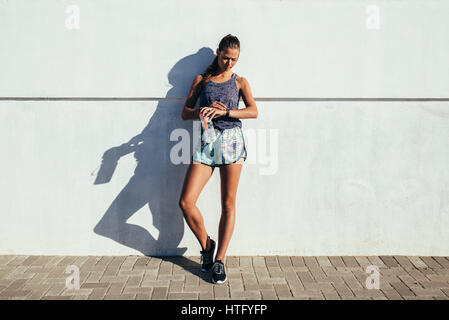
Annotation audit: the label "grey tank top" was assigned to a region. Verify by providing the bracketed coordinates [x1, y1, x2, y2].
[198, 72, 242, 131]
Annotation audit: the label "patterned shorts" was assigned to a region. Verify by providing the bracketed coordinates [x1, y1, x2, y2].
[192, 126, 247, 167]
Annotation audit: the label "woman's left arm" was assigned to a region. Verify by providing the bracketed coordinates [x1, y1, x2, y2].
[228, 77, 258, 119]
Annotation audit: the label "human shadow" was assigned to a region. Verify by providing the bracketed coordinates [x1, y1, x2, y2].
[93, 47, 216, 281]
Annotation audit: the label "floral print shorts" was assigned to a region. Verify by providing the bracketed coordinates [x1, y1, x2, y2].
[192, 126, 247, 167]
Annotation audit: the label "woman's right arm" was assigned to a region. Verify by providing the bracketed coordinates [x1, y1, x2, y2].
[181, 74, 203, 120]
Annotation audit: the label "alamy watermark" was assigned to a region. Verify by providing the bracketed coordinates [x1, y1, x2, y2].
[365, 265, 380, 289]
[170, 120, 279, 175]
[65, 265, 80, 290]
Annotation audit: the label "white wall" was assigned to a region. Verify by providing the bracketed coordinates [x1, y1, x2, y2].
[1, 0, 449, 256]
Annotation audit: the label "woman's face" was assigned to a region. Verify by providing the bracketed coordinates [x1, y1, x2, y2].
[216, 47, 239, 73]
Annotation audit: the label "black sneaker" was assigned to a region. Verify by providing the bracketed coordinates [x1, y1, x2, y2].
[212, 260, 227, 284]
[200, 236, 216, 272]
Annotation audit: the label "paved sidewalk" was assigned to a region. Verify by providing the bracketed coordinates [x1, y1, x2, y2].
[1, 255, 449, 300]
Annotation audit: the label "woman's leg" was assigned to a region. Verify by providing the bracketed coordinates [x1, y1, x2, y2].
[179, 163, 215, 251]
[215, 161, 243, 261]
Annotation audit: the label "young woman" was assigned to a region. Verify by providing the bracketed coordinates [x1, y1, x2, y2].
[179, 34, 258, 284]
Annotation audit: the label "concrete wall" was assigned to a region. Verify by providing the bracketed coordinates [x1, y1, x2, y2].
[1, 0, 449, 256]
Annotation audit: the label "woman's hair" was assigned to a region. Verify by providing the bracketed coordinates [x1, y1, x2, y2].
[198, 34, 240, 91]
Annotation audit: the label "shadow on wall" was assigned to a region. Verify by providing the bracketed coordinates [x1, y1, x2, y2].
[93, 47, 215, 257]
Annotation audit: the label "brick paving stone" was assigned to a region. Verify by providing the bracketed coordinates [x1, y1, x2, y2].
[252, 257, 266, 268]
[329, 257, 345, 268]
[229, 278, 244, 291]
[126, 276, 143, 287]
[433, 295, 449, 300]
[168, 292, 199, 300]
[88, 288, 108, 300]
[22, 283, 52, 293]
[151, 287, 168, 300]
[420, 268, 437, 277]
[379, 256, 399, 268]
[419, 280, 449, 289]
[6, 256, 29, 267]
[199, 291, 214, 300]
[0, 290, 31, 298]
[273, 284, 292, 299]
[104, 294, 136, 300]
[108, 256, 126, 267]
[226, 257, 239, 268]
[297, 270, 314, 285]
[308, 266, 327, 281]
[268, 266, 283, 278]
[353, 256, 372, 269]
[133, 257, 150, 269]
[264, 256, 279, 268]
[393, 256, 415, 269]
[278, 256, 293, 270]
[230, 290, 262, 299]
[119, 256, 138, 271]
[99, 275, 129, 283]
[106, 282, 126, 295]
[21, 256, 40, 266]
[143, 269, 159, 281]
[26, 290, 46, 300]
[316, 257, 333, 268]
[433, 257, 449, 268]
[103, 266, 120, 277]
[291, 289, 324, 299]
[411, 287, 445, 297]
[405, 269, 429, 282]
[389, 282, 415, 297]
[260, 289, 277, 300]
[61, 288, 93, 296]
[6, 279, 28, 291]
[2, 255, 449, 300]
[43, 295, 73, 300]
[342, 256, 360, 268]
[122, 287, 152, 295]
[57, 256, 78, 267]
[169, 280, 184, 293]
[332, 282, 355, 298]
[213, 285, 230, 299]
[381, 288, 403, 300]
[323, 290, 341, 300]
[45, 284, 66, 296]
[85, 271, 104, 283]
[81, 282, 109, 289]
[284, 270, 304, 290]
[367, 256, 387, 268]
[408, 256, 428, 269]
[342, 273, 364, 291]
[140, 280, 170, 288]
[239, 257, 252, 268]
[291, 256, 305, 268]
[420, 257, 443, 269]
[397, 274, 422, 290]
[303, 257, 319, 269]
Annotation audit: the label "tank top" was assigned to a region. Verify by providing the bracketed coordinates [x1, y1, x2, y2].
[198, 72, 242, 131]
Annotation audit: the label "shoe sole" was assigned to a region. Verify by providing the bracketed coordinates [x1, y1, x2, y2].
[212, 276, 227, 284]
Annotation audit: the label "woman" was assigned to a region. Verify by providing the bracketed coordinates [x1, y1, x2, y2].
[179, 34, 258, 284]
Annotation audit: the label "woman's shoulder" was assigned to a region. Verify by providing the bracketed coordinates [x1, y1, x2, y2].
[235, 74, 249, 90]
[193, 74, 204, 83]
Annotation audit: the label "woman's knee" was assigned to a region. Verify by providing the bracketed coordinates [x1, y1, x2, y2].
[179, 197, 196, 214]
[221, 198, 236, 216]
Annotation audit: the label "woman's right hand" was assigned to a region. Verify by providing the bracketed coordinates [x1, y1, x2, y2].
[199, 101, 227, 119]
